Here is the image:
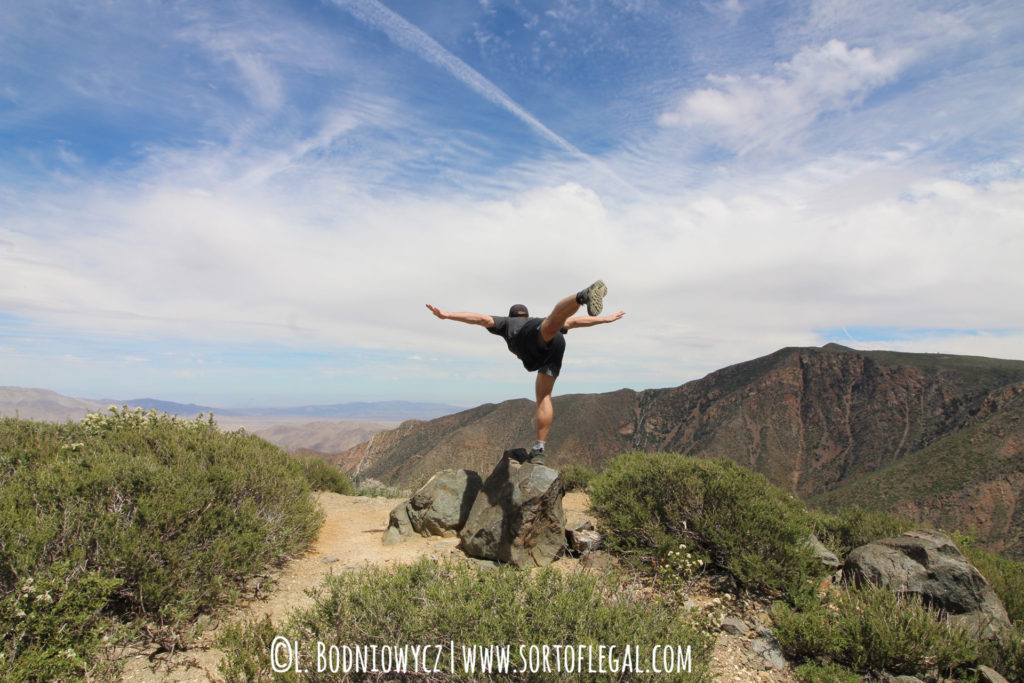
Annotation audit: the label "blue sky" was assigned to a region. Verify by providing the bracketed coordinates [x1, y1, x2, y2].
[2, 0, 1022, 408]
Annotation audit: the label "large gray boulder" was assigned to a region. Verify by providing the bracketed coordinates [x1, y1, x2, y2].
[843, 529, 1011, 640]
[382, 469, 482, 545]
[459, 450, 566, 568]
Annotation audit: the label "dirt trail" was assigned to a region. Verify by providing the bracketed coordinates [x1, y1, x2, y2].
[120, 492, 590, 681]
[119, 491, 792, 682]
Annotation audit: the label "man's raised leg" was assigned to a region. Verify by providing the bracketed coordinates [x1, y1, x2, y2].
[539, 280, 606, 342]
[539, 294, 580, 342]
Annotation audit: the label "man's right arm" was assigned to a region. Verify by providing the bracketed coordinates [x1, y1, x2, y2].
[426, 304, 494, 327]
[564, 310, 626, 329]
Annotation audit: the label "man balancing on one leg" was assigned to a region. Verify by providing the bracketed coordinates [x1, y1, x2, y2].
[426, 280, 625, 465]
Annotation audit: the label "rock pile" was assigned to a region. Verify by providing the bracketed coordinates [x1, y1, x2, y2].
[382, 449, 589, 568]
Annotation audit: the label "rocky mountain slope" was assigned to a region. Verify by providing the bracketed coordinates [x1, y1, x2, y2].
[814, 380, 1024, 556]
[335, 389, 638, 485]
[333, 344, 1024, 555]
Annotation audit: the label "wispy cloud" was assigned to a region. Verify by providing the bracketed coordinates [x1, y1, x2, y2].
[327, 0, 637, 193]
[660, 40, 904, 153]
[333, 0, 581, 155]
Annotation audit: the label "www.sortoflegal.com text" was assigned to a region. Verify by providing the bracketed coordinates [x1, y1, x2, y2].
[270, 638, 695, 675]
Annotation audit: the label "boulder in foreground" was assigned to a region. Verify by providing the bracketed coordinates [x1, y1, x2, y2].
[843, 529, 1011, 640]
[459, 450, 566, 568]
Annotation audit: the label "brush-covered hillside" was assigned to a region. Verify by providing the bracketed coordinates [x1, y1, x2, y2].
[813, 379, 1024, 556]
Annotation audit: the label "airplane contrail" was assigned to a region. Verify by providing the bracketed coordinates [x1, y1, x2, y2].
[330, 0, 635, 191]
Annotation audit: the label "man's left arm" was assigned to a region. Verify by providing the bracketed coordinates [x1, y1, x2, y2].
[564, 310, 626, 329]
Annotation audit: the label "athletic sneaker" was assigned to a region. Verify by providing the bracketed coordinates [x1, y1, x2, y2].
[579, 280, 607, 316]
[527, 447, 546, 466]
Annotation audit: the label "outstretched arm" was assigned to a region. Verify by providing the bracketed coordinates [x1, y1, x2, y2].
[564, 310, 625, 330]
[426, 304, 494, 327]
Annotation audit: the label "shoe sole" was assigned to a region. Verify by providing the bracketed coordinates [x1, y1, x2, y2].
[584, 280, 607, 316]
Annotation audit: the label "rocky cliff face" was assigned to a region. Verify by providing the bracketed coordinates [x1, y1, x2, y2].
[334, 345, 1024, 554]
[627, 344, 1016, 498]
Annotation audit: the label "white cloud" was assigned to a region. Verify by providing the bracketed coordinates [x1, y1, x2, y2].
[660, 40, 905, 153]
[3, 145, 1022, 397]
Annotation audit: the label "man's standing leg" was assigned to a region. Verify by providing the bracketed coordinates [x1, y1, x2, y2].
[532, 372, 556, 465]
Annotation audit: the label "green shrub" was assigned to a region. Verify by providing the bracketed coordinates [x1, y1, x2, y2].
[0, 410, 324, 676]
[589, 453, 824, 599]
[772, 584, 981, 678]
[960, 540, 1024, 681]
[559, 463, 597, 492]
[792, 661, 861, 683]
[982, 622, 1024, 683]
[294, 455, 354, 494]
[957, 536, 1024, 625]
[219, 557, 714, 682]
[0, 561, 122, 682]
[810, 505, 917, 558]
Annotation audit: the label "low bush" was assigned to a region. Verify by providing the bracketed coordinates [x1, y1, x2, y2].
[294, 455, 354, 494]
[982, 623, 1024, 683]
[792, 661, 860, 683]
[810, 505, 916, 558]
[219, 557, 715, 682]
[960, 539, 1024, 682]
[956, 536, 1024, 626]
[589, 453, 824, 599]
[0, 561, 122, 681]
[559, 463, 596, 492]
[772, 584, 981, 678]
[0, 410, 323, 679]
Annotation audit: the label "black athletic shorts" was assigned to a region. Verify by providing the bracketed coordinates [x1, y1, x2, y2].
[517, 318, 566, 378]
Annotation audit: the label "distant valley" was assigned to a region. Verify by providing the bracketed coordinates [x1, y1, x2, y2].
[0, 387, 462, 453]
